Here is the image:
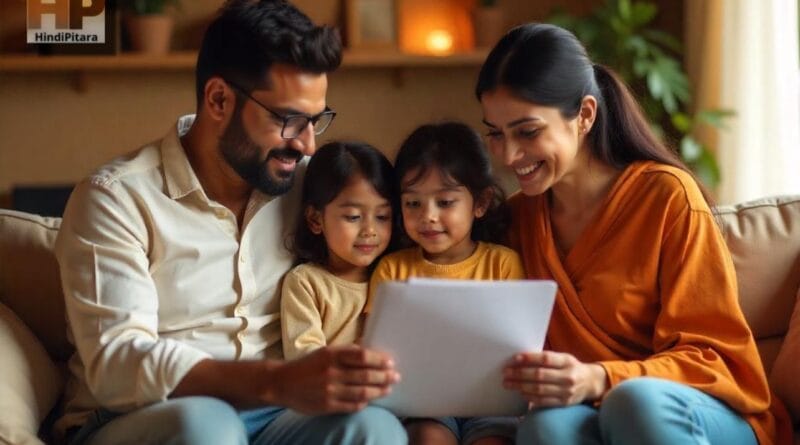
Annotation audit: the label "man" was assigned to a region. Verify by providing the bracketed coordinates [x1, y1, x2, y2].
[54, 1, 405, 443]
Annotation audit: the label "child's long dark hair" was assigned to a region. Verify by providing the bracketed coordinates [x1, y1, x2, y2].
[289, 141, 397, 267]
[394, 122, 509, 244]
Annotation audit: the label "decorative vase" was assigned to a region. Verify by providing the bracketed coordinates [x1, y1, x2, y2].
[125, 14, 173, 54]
[473, 6, 504, 49]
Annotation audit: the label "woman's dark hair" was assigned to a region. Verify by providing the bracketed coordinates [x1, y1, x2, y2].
[289, 141, 397, 267]
[394, 122, 510, 244]
[475, 23, 713, 204]
[196, 0, 342, 104]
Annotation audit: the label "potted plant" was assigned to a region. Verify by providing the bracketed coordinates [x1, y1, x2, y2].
[473, 0, 505, 48]
[120, 0, 180, 54]
[550, 0, 731, 189]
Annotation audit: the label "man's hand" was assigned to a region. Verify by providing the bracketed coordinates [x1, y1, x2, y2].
[503, 351, 608, 408]
[271, 344, 400, 415]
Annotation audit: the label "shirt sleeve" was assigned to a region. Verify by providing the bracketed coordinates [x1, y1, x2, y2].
[55, 179, 211, 412]
[280, 267, 327, 360]
[598, 202, 771, 414]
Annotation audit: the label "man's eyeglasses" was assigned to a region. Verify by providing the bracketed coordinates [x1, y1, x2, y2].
[225, 80, 336, 139]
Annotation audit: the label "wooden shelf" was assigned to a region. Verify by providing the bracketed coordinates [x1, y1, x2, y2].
[0, 51, 199, 72]
[343, 48, 489, 68]
[0, 49, 489, 72]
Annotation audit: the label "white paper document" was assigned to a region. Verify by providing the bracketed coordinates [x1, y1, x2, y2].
[362, 278, 557, 417]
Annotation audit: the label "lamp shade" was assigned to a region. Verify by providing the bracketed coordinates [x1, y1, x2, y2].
[398, 0, 474, 55]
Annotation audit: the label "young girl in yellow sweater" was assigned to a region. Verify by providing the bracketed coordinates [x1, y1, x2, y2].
[281, 141, 397, 360]
[369, 122, 524, 445]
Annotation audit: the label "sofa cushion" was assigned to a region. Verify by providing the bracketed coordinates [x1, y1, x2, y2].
[0, 209, 71, 361]
[715, 196, 800, 372]
[0, 302, 65, 445]
[770, 285, 800, 423]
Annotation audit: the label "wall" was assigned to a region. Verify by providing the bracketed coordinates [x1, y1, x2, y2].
[0, 0, 682, 207]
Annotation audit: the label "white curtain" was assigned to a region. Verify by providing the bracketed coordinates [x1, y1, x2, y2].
[717, 0, 800, 204]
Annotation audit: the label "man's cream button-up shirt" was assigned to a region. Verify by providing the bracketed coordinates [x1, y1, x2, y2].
[54, 115, 305, 432]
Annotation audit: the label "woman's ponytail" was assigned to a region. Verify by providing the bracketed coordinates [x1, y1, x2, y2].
[590, 64, 677, 168]
[591, 64, 714, 204]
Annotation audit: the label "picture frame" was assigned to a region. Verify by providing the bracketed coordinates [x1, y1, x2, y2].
[345, 0, 396, 49]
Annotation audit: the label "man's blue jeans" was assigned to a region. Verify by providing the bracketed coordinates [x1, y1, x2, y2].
[68, 396, 407, 445]
[517, 377, 757, 445]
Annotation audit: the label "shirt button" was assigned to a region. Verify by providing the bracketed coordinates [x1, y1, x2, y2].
[237, 332, 245, 341]
[239, 255, 246, 263]
[234, 306, 245, 316]
[215, 209, 227, 218]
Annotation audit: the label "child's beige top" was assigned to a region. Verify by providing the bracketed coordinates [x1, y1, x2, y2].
[280, 262, 367, 360]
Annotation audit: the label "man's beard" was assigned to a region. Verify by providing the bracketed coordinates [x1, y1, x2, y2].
[219, 109, 303, 196]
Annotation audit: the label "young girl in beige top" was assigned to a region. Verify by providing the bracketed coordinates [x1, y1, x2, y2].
[281, 141, 397, 360]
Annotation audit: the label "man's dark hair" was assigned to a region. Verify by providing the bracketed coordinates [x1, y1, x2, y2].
[195, 0, 342, 104]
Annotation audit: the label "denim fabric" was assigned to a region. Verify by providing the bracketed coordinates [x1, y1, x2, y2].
[407, 415, 518, 444]
[67, 396, 405, 445]
[516, 377, 757, 445]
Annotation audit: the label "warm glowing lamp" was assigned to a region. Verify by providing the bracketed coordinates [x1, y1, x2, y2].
[398, 0, 474, 56]
[425, 29, 454, 55]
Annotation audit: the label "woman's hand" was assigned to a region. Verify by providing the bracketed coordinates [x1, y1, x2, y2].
[503, 351, 608, 408]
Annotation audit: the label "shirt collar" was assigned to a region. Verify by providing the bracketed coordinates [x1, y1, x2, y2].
[161, 115, 303, 207]
[162, 115, 204, 200]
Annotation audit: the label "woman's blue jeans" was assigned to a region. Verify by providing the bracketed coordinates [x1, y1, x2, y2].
[517, 377, 756, 445]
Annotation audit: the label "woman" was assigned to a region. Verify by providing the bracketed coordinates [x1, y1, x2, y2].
[475, 23, 790, 444]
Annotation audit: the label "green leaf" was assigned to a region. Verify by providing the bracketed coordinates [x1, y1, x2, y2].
[632, 58, 651, 79]
[680, 136, 703, 162]
[646, 57, 689, 112]
[657, 57, 690, 92]
[642, 29, 682, 53]
[630, 3, 657, 27]
[647, 69, 666, 101]
[609, 16, 628, 35]
[618, 0, 632, 22]
[671, 112, 692, 133]
[691, 149, 721, 189]
[548, 10, 579, 30]
[695, 109, 736, 128]
[625, 35, 650, 58]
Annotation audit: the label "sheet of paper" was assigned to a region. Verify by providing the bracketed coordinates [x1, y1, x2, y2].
[362, 278, 557, 417]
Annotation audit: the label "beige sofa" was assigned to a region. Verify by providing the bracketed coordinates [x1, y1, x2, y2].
[1, 196, 800, 444]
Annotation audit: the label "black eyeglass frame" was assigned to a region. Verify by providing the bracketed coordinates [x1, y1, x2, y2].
[224, 79, 336, 139]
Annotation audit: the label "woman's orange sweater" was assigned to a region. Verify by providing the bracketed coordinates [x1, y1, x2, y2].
[507, 161, 791, 444]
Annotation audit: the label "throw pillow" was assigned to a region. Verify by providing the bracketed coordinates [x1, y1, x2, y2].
[0, 302, 64, 445]
[0, 209, 70, 360]
[770, 285, 800, 423]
